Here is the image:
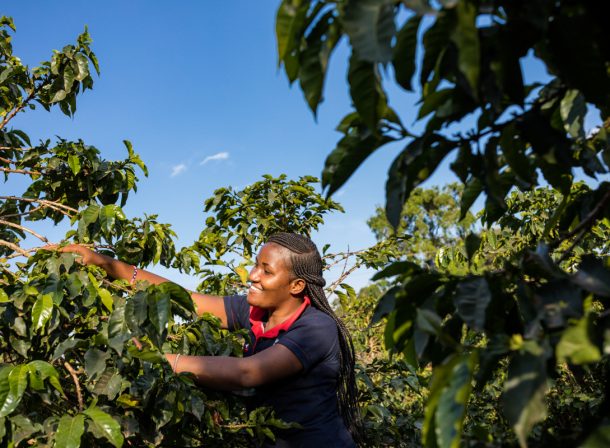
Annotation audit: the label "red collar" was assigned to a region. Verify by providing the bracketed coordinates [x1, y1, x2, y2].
[249, 296, 311, 340]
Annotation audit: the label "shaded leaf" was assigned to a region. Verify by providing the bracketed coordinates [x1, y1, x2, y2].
[342, 0, 395, 63]
[450, 0, 480, 95]
[453, 277, 491, 331]
[323, 132, 393, 197]
[572, 256, 610, 298]
[503, 350, 548, 448]
[560, 89, 586, 139]
[348, 55, 386, 133]
[392, 14, 421, 91]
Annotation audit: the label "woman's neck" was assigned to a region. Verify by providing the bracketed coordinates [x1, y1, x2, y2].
[265, 296, 304, 329]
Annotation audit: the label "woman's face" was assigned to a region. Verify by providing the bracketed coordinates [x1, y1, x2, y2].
[247, 243, 298, 308]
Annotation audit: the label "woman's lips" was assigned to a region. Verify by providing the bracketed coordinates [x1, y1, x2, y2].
[249, 285, 262, 294]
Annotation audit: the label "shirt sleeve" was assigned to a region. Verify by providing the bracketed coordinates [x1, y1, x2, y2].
[223, 295, 250, 331]
[278, 312, 339, 372]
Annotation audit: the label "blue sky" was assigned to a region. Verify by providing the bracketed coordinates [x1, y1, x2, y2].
[4, 1, 407, 289]
[3, 2, 602, 290]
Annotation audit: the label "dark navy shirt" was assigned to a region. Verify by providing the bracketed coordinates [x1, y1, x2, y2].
[224, 295, 355, 448]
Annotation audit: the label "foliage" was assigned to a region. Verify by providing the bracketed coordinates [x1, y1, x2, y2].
[277, 0, 610, 446]
[0, 20, 335, 447]
[183, 174, 343, 295]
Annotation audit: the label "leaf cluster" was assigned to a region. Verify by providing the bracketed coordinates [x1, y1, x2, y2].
[277, 0, 610, 446]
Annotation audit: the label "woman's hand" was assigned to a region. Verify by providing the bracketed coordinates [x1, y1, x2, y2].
[45, 243, 100, 265]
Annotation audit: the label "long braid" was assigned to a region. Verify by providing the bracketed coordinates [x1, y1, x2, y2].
[266, 232, 362, 441]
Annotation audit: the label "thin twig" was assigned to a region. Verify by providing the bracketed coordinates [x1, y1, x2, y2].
[326, 262, 363, 296]
[0, 167, 40, 176]
[0, 239, 30, 257]
[0, 146, 35, 152]
[0, 205, 45, 219]
[63, 361, 83, 411]
[4, 245, 47, 260]
[0, 89, 38, 130]
[0, 195, 77, 214]
[558, 189, 610, 243]
[0, 219, 48, 243]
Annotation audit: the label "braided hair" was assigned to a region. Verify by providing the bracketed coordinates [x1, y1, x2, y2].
[266, 232, 361, 441]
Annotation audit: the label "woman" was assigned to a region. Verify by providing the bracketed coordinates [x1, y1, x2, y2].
[58, 232, 359, 447]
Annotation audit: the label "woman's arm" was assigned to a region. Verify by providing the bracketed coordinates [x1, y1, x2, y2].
[165, 344, 302, 390]
[54, 244, 229, 327]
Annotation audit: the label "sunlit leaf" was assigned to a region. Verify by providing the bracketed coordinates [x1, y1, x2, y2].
[55, 414, 85, 448]
[83, 405, 124, 448]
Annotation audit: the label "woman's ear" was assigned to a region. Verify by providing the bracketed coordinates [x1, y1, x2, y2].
[289, 278, 306, 295]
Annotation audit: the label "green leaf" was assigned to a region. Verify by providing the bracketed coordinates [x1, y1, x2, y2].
[158, 282, 195, 317]
[276, 0, 310, 64]
[53, 338, 88, 361]
[459, 177, 482, 220]
[99, 205, 117, 235]
[371, 286, 398, 324]
[503, 350, 548, 448]
[434, 353, 476, 448]
[392, 14, 421, 91]
[464, 233, 481, 261]
[55, 414, 85, 448]
[73, 53, 90, 81]
[420, 9, 455, 87]
[93, 369, 123, 400]
[556, 315, 601, 365]
[99, 288, 113, 312]
[581, 423, 610, 448]
[450, 0, 480, 96]
[125, 291, 148, 330]
[322, 132, 393, 197]
[499, 123, 536, 186]
[342, 0, 395, 63]
[386, 136, 454, 228]
[124, 140, 148, 176]
[453, 277, 491, 331]
[298, 11, 338, 115]
[348, 55, 386, 133]
[148, 291, 170, 336]
[83, 405, 124, 448]
[27, 361, 64, 394]
[422, 354, 460, 446]
[572, 256, 610, 298]
[108, 301, 131, 355]
[84, 349, 110, 380]
[0, 365, 27, 418]
[560, 89, 586, 139]
[127, 345, 165, 364]
[31, 293, 54, 333]
[371, 260, 421, 281]
[67, 154, 81, 175]
[0, 288, 8, 303]
[235, 265, 249, 286]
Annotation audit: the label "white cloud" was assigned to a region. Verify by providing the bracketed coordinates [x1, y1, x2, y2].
[171, 163, 187, 177]
[200, 151, 229, 165]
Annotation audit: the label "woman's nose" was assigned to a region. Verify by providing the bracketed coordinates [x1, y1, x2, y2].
[248, 266, 259, 282]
